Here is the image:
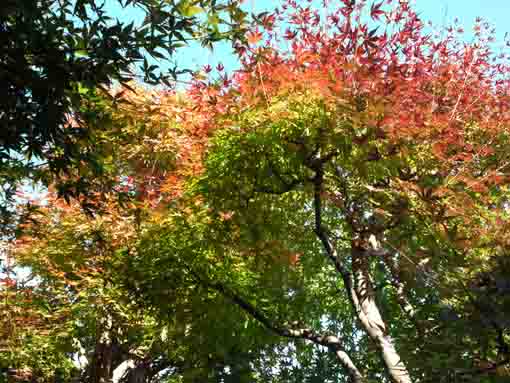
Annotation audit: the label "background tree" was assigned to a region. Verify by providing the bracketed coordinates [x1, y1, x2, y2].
[1, 191, 282, 382]
[0, 0, 247, 229]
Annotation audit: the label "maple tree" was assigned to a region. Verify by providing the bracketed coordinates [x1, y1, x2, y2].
[3, 0, 510, 382]
[1, 194, 278, 382]
[0, 89, 281, 382]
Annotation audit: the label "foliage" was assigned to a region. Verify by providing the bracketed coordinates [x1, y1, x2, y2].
[1, 193, 277, 382]
[0, 0, 247, 228]
[3, 0, 510, 382]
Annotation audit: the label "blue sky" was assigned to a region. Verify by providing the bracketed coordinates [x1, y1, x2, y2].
[417, 0, 509, 30]
[108, 0, 510, 80]
[185, 0, 510, 74]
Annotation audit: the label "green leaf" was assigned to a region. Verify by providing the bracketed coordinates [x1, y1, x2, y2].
[182, 6, 204, 17]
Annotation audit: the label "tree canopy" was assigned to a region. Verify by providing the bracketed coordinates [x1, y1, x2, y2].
[2, 0, 510, 382]
[0, 0, 246, 228]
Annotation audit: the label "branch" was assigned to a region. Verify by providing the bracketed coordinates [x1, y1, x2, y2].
[310, 165, 412, 383]
[382, 255, 424, 336]
[186, 267, 364, 382]
[211, 282, 365, 383]
[307, 150, 339, 169]
[207, 280, 326, 344]
[254, 178, 301, 195]
[311, 166, 351, 281]
[456, 358, 510, 377]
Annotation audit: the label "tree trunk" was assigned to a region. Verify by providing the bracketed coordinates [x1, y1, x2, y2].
[350, 242, 412, 383]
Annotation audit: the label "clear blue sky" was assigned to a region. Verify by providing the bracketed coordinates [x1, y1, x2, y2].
[110, 0, 510, 79]
[198, 0, 510, 72]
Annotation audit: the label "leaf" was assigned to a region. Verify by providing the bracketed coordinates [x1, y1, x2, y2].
[370, 1, 385, 21]
[247, 30, 263, 45]
[182, 6, 204, 17]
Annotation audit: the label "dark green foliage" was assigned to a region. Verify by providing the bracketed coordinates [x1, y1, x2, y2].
[0, 0, 245, 228]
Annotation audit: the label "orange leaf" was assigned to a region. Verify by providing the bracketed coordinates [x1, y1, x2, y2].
[247, 30, 263, 45]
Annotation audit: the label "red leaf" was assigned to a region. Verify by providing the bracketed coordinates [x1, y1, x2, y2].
[370, 2, 385, 21]
[284, 29, 297, 40]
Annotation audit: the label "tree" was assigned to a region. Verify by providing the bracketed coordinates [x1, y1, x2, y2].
[129, 0, 510, 381]
[0, 89, 279, 382]
[0, 0, 247, 228]
[2, 191, 279, 382]
[5, 0, 510, 382]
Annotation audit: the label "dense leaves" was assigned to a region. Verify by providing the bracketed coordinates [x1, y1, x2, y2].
[0, 0, 246, 228]
[3, 0, 510, 382]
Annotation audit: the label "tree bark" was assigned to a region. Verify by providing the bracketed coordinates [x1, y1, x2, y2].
[350, 243, 412, 383]
[310, 161, 412, 383]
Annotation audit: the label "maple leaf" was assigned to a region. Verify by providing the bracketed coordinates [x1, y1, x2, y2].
[247, 30, 263, 45]
[370, 2, 384, 21]
[284, 29, 297, 40]
[8, 2, 510, 383]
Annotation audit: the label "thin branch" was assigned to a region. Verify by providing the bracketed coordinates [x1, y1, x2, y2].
[254, 178, 301, 195]
[185, 266, 364, 382]
[311, 166, 351, 281]
[382, 255, 424, 336]
[210, 281, 365, 383]
[456, 358, 510, 377]
[253, 157, 303, 195]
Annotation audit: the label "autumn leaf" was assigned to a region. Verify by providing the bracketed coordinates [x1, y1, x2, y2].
[247, 30, 263, 45]
[370, 1, 385, 21]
